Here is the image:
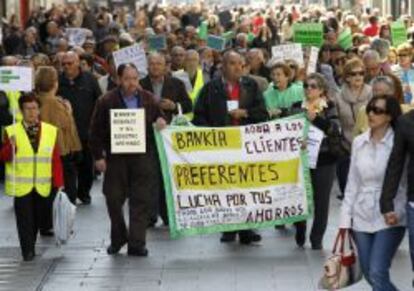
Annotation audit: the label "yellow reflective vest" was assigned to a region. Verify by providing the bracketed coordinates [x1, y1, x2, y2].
[5, 122, 58, 197]
[6, 91, 23, 122]
[185, 68, 204, 120]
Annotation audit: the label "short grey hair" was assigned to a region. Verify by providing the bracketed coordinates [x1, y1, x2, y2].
[370, 38, 390, 61]
[362, 49, 381, 63]
[370, 75, 395, 94]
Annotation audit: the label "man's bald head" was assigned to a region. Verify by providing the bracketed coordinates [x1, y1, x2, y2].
[62, 51, 80, 79]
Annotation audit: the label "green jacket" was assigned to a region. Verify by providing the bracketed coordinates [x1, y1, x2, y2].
[263, 82, 305, 111]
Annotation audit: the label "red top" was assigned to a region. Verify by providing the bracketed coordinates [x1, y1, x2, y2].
[0, 128, 64, 189]
[363, 24, 379, 37]
[226, 82, 241, 126]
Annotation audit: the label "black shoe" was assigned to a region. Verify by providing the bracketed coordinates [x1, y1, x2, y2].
[220, 232, 237, 243]
[40, 229, 54, 237]
[127, 247, 148, 257]
[79, 196, 91, 205]
[311, 243, 323, 250]
[295, 224, 306, 248]
[239, 230, 262, 245]
[23, 251, 35, 262]
[107, 242, 126, 255]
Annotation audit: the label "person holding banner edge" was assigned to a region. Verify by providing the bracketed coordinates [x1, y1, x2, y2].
[193, 50, 268, 244]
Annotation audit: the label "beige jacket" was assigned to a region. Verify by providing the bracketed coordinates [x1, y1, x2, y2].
[38, 92, 82, 156]
[334, 83, 372, 151]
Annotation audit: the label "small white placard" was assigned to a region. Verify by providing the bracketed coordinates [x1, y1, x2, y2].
[0, 67, 33, 92]
[270, 43, 304, 67]
[227, 100, 239, 111]
[113, 44, 148, 78]
[110, 109, 146, 153]
[307, 125, 325, 169]
[306, 47, 319, 75]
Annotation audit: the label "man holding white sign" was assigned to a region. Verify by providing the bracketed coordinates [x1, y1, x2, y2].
[89, 63, 165, 256]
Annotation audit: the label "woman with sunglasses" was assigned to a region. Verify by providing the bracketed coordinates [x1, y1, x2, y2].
[294, 73, 342, 249]
[339, 95, 405, 291]
[334, 58, 372, 198]
[264, 62, 304, 119]
[391, 43, 414, 104]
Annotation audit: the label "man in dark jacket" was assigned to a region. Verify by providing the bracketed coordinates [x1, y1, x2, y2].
[140, 52, 192, 226]
[193, 50, 268, 244]
[89, 63, 163, 256]
[380, 111, 414, 279]
[58, 51, 102, 205]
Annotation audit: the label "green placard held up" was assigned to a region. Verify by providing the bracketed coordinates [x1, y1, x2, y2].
[198, 21, 208, 41]
[391, 21, 408, 47]
[338, 29, 353, 50]
[293, 23, 324, 47]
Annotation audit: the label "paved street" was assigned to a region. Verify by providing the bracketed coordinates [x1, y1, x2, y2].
[0, 179, 411, 291]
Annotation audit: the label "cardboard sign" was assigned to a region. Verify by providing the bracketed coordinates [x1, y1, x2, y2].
[65, 28, 90, 46]
[293, 23, 324, 47]
[391, 21, 408, 47]
[113, 44, 148, 77]
[271, 43, 304, 67]
[154, 115, 313, 238]
[148, 35, 167, 51]
[110, 109, 146, 154]
[207, 35, 226, 51]
[0, 67, 33, 92]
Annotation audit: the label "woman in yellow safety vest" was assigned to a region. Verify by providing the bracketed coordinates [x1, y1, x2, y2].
[0, 93, 64, 261]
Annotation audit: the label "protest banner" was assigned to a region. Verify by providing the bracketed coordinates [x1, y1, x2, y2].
[148, 35, 167, 51]
[65, 28, 89, 46]
[306, 47, 319, 75]
[110, 109, 146, 153]
[293, 23, 323, 47]
[207, 35, 226, 51]
[155, 115, 313, 238]
[113, 44, 148, 77]
[271, 43, 304, 67]
[0, 67, 33, 92]
[338, 29, 353, 50]
[391, 21, 408, 47]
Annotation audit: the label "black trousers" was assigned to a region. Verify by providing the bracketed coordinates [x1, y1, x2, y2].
[103, 155, 153, 249]
[297, 164, 336, 246]
[14, 191, 49, 257]
[77, 142, 94, 200]
[62, 154, 77, 204]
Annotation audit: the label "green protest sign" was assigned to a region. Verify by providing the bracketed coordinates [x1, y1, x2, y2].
[148, 35, 167, 51]
[247, 32, 255, 43]
[391, 21, 408, 47]
[206, 35, 226, 51]
[293, 23, 324, 47]
[198, 21, 208, 40]
[338, 29, 353, 50]
[154, 115, 314, 238]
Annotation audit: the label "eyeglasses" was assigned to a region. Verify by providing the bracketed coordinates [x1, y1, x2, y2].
[62, 61, 74, 66]
[366, 105, 388, 115]
[398, 54, 409, 57]
[349, 71, 364, 77]
[304, 83, 319, 90]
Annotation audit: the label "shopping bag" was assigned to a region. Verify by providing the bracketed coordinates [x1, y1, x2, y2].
[53, 190, 76, 245]
[319, 229, 362, 290]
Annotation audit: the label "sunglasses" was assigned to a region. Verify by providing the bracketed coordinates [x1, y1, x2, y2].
[366, 105, 387, 115]
[398, 54, 409, 57]
[304, 83, 319, 90]
[349, 71, 364, 77]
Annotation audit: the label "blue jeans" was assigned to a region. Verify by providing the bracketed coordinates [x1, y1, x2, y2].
[353, 227, 405, 291]
[406, 204, 414, 271]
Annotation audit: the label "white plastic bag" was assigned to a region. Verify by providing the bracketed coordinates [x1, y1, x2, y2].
[53, 190, 76, 245]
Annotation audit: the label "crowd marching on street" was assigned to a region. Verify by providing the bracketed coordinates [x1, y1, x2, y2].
[1, 1, 414, 290]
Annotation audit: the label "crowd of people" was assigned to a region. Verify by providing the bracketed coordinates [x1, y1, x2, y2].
[1, 2, 414, 290]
